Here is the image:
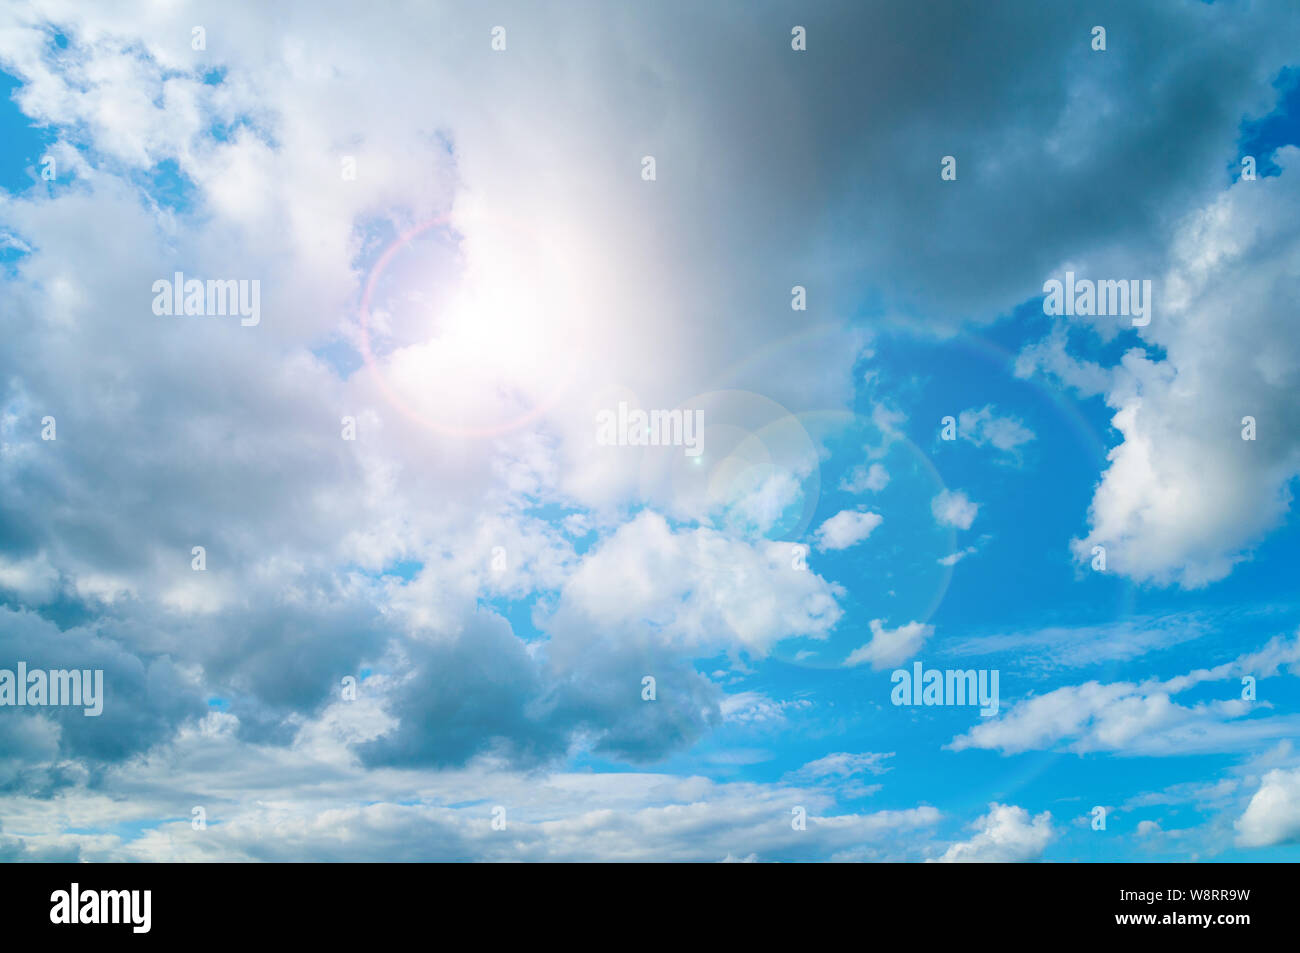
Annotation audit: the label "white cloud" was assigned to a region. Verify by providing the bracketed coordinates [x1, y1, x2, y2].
[951, 633, 1300, 756]
[946, 612, 1210, 670]
[865, 402, 908, 460]
[935, 803, 1054, 863]
[790, 752, 894, 780]
[549, 511, 845, 659]
[1235, 767, 1300, 847]
[0, 705, 943, 862]
[938, 546, 976, 567]
[719, 692, 811, 726]
[1024, 148, 1300, 588]
[931, 489, 979, 530]
[843, 619, 934, 670]
[0, 553, 60, 603]
[1125, 777, 1242, 812]
[813, 509, 883, 551]
[1015, 325, 1113, 397]
[2, 0, 1299, 862]
[956, 405, 1035, 461]
[840, 462, 890, 494]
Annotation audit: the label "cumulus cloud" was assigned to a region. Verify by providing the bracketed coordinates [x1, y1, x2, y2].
[1, 0, 1299, 861]
[955, 405, 1035, 461]
[935, 803, 1054, 863]
[0, 0, 876, 811]
[843, 619, 934, 670]
[547, 511, 845, 659]
[0, 705, 944, 862]
[840, 462, 890, 494]
[813, 509, 883, 551]
[1022, 148, 1300, 588]
[1235, 767, 1300, 847]
[931, 489, 979, 530]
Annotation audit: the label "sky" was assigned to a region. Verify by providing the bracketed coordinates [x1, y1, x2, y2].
[1, 0, 1300, 862]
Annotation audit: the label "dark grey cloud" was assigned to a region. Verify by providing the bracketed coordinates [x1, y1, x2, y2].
[0, 607, 204, 781]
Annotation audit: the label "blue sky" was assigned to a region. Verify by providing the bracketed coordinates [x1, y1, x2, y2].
[2, 1, 1300, 862]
